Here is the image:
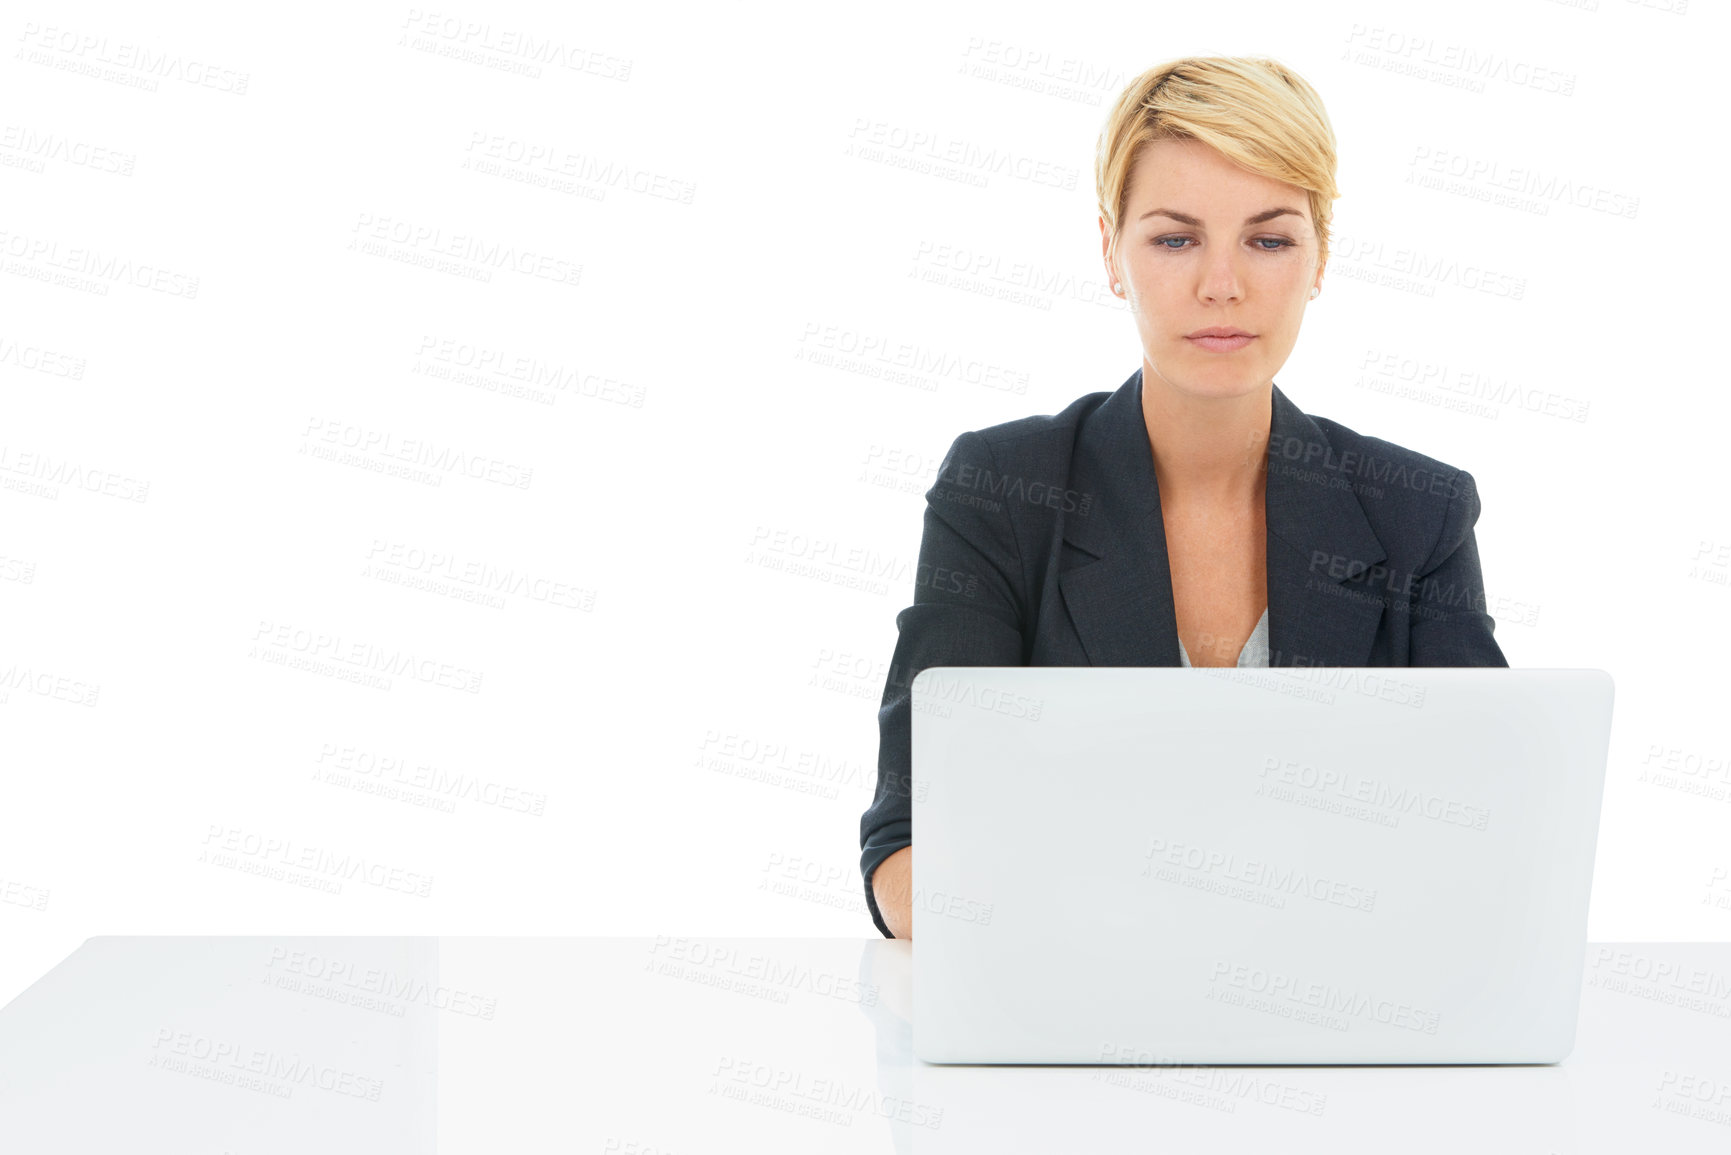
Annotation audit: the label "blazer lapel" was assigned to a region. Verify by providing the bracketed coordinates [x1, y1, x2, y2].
[1262, 383, 1389, 668]
[1057, 369, 1388, 668]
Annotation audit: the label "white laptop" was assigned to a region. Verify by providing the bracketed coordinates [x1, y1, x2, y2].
[909, 666, 1614, 1066]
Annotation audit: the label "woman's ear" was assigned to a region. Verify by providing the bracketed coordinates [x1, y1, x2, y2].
[1099, 218, 1120, 295]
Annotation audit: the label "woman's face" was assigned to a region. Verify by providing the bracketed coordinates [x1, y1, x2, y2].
[1102, 138, 1323, 402]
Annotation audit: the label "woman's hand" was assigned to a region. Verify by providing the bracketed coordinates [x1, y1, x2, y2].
[872, 846, 914, 940]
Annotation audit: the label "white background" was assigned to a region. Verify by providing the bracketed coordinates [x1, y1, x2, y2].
[3, 0, 1725, 1008]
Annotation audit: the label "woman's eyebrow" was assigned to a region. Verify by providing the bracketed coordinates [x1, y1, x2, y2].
[1137, 207, 1303, 226]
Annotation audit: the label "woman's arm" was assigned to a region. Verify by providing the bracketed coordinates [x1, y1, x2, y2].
[860, 430, 1029, 937]
[1410, 467, 1509, 666]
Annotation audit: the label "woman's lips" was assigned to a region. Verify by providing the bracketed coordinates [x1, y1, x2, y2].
[1185, 334, 1254, 352]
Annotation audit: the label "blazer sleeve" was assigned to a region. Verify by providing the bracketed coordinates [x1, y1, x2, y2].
[1408, 468, 1509, 667]
[859, 430, 1028, 937]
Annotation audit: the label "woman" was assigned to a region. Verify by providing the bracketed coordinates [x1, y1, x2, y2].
[861, 56, 1508, 940]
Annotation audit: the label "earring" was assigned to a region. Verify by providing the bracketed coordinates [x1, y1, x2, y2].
[1309, 286, 1319, 299]
[1113, 281, 1122, 294]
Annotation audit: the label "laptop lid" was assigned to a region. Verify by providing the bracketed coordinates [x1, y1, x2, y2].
[909, 667, 1614, 1065]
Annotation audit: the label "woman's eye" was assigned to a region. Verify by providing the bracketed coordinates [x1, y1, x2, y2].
[1150, 236, 1294, 251]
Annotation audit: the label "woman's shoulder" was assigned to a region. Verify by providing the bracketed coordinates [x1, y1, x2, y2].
[1294, 407, 1487, 577]
[931, 387, 1110, 493]
[963, 388, 1111, 456]
[1302, 407, 1479, 504]
[924, 389, 1110, 531]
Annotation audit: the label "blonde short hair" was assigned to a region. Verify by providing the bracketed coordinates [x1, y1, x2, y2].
[1096, 56, 1339, 275]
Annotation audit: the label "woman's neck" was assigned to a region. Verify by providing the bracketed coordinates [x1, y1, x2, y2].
[1142, 372, 1271, 508]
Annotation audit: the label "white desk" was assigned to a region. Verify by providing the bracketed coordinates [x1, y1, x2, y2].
[0, 937, 1727, 1152]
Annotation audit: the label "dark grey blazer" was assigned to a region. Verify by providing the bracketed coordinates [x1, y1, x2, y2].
[859, 366, 1508, 938]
